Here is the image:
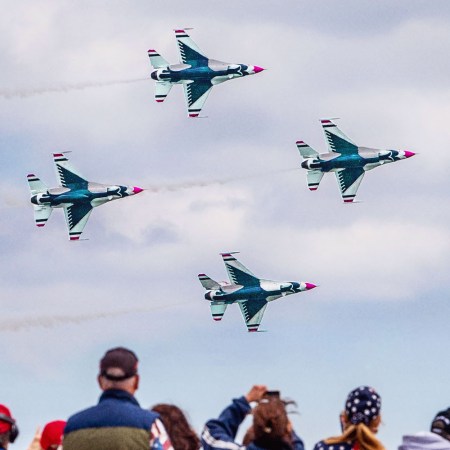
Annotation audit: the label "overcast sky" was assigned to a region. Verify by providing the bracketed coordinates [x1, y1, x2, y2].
[1, 1, 450, 449]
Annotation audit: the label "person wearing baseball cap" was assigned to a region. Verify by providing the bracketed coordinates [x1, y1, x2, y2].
[0, 405, 19, 450]
[398, 407, 450, 449]
[63, 347, 173, 450]
[313, 386, 385, 450]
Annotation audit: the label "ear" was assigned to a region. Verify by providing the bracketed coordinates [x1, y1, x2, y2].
[133, 374, 140, 391]
[97, 375, 104, 390]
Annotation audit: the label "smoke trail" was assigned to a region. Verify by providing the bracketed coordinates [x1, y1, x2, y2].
[143, 168, 300, 193]
[0, 77, 149, 99]
[0, 302, 185, 332]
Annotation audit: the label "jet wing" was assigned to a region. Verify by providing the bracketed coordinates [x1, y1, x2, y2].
[335, 167, 365, 203]
[53, 153, 88, 188]
[175, 29, 208, 66]
[183, 81, 213, 117]
[154, 82, 173, 103]
[63, 203, 93, 240]
[238, 299, 268, 332]
[221, 253, 260, 287]
[321, 119, 358, 155]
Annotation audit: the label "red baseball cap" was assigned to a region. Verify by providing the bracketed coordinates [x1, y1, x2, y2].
[40, 420, 66, 450]
[0, 405, 14, 434]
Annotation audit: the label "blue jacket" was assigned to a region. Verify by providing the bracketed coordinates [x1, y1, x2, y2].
[201, 396, 304, 450]
[63, 389, 168, 450]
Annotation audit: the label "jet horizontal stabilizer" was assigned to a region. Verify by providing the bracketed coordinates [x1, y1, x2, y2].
[198, 274, 220, 290]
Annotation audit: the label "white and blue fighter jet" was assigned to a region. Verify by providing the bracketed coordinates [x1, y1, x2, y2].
[148, 29, 264, 117]
[297, 119, 415, 203]
[198, 253, 316, 332]
[27, 153, 143, 240]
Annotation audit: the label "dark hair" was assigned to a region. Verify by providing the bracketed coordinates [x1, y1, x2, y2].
[152, 404, 200, 450]
[243, 399, 293, 450]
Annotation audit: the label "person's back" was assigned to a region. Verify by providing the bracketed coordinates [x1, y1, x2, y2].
[313, 386, 385, 450]
[398, 408, 450, 450]
[63, 347, 172, 450]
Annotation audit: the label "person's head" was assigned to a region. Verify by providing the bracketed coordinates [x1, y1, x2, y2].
[325, 386, 385, 450]
[243, 397, 293, 450]
[0, 404, 19, 448]
[97, 347, 140, 395]
[431, 407, 450, 442]
[40, 420, 66, 450]
[151, 404, 200, 450]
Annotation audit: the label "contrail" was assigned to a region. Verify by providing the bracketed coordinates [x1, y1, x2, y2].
[0, 77, 149, 99]
[0, 302, 185, 332]
[143, 168, 299, 193]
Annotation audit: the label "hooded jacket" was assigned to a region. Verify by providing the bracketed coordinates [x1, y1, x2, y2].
[399, 431, 450, 450]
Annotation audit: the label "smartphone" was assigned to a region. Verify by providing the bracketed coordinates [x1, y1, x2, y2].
[264, 390, 280, 399]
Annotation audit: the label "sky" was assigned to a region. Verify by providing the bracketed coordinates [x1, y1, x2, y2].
[1, 0, 450, 449]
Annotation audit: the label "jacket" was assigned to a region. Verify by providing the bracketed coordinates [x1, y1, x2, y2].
[399, 432, 450, 450]
[201, 396, 304, 450]
[63, 389, 172, 450]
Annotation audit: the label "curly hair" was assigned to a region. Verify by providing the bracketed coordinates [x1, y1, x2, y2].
[151, 404, 200, 450]
[243, 399, 293, 450]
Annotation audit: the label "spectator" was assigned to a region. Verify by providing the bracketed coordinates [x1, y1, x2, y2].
[63, 347, 173, 450]
[40, 420, 65, 450]
[398, 407, 450, 449]
[151, 404, 200, 450]
[0, 405, 19, 449]
[202, 385, 304, 450]
[313, 386, 385, 450]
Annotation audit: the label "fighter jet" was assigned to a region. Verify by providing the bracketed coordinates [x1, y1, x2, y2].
[148, 29, 264, 117]
[297, 119, 415, 203]
[198, 253, 316, 332]
[27, 153, 143, 240]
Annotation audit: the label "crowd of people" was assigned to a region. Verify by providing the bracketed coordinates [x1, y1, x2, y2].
[1, 347, 449, 450]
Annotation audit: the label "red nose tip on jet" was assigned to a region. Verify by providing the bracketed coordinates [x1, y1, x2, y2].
[305, 283, 317, 290]
[254, 66, 264, 73]
[133, 187, 144, 194]
[404, 151, 415, 158]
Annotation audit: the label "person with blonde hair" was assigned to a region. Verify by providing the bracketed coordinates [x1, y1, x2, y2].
[313, 386, 385, 450]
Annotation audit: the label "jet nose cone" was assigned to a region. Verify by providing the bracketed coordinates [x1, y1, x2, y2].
[133, 186, 144, 194]
[305, 283, 317, 291]
[404, 150, 415, 158]
[253, 66, 265, 73]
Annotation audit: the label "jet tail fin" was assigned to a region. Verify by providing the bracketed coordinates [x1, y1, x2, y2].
[296, 141, 318, 159]
[210, 302, 227, 322]
[307, 170, 324, 191]
[27, 174, 48, 194]
[148, 49, 169, 69]
[33, 205, 53, 228]
[198, 274, 220, 290]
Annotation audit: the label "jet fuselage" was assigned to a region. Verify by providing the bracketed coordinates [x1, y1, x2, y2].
[30, 182, 139, 208]
[151, 61, 260, 84]
[204, 280, 313, 304]
[301, 148, 411, 173]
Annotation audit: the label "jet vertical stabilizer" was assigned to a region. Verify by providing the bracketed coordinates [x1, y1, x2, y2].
[210, 302, 227, 321]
